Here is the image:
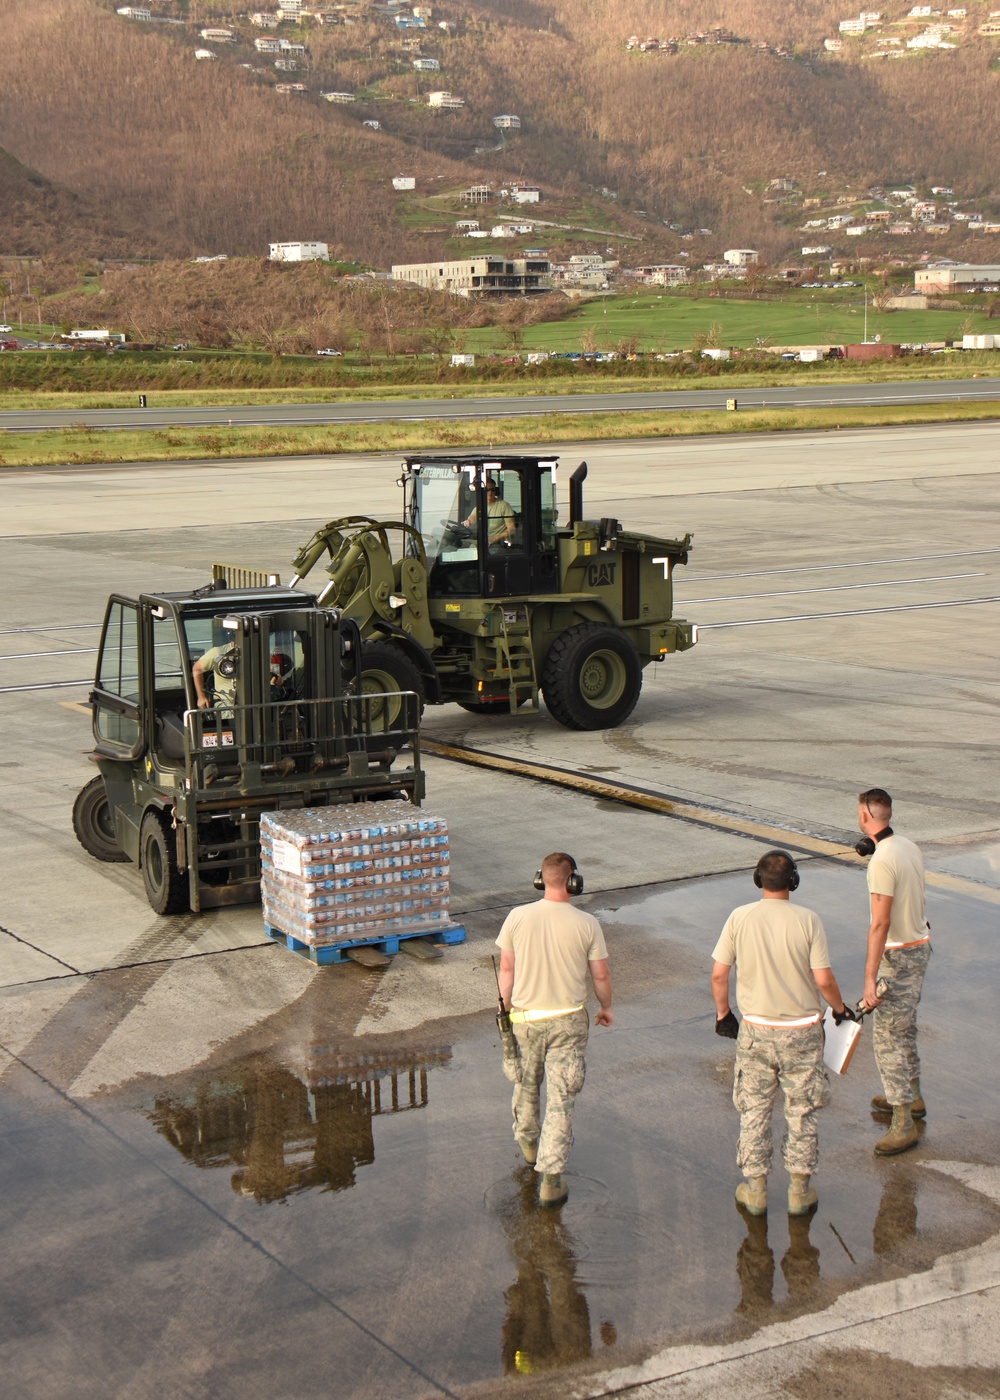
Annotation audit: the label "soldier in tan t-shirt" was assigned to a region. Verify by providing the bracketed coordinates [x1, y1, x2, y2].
[711, 850, 852, 1218]
[496, 852, 612, 1209]
[856, 787, 932, 1157]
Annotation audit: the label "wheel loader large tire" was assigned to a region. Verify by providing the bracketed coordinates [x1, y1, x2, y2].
[359, 642, 425, 730]
[72, 776, 129, 863]
[541, 622, 642, 731]
[140, 808, 189, 916]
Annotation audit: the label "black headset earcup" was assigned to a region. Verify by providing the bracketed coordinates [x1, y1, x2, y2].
[788, 868, 800, 892]
[855, 836, 876, 858]
[533, 869, 545, 891]
[753, 868, 763, 889]
[567, 872, 584, 896]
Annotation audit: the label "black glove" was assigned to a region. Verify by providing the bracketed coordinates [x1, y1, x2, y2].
[715, 1010, 739, 1039]
[833, 1004, 858, 1026]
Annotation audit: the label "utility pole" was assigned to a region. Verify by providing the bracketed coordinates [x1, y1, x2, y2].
[863, 284, 868, 343]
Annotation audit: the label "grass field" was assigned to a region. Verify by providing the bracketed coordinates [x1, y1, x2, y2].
[3, 399, 999, 470]
[462, 290, 998, 354]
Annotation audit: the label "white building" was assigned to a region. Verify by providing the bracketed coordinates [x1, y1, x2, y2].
[269, 241, 329, 261]
[321, 90, 355, 102]
[507, 184, 540, 204]
[412, 57, 439, 70]
[200, 28, 235, 41]
[255, 36, 282, 52]
[391, 257, 551, 296]
[802, 244, 833, 255]
[275, 82, 307, 93]
[723, 248, 759, 267]
[493, 114, 521, 130]
[427, 90, 464, 109]
[116, 7, 152, 19]
[275, 58, 298, 70]
[637, 264, 689, 285]
[915, 262, 1000, 293]
[251, 13, 280, 28]
[392, 176, 416, 190]
[194, 48, 217, 60]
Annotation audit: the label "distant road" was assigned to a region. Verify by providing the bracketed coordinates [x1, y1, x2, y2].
[2, 377, 1000, 433]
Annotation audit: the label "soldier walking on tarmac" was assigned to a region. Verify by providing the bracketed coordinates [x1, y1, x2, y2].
[496, 853, 612, 1208]
[855, 787, 931, 1156]
[711, 851, 854, 1217]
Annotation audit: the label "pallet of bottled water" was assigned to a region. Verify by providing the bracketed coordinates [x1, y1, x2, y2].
[260, 800, 464, 960]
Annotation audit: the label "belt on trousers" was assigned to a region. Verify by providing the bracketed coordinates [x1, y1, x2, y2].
[885, 936, 931, 949]
[509, 1006, 583, 1023]
[742, 1012, 821, 1028]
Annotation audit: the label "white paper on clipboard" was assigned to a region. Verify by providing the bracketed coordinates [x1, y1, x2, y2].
[823, 1006, 862, 1075]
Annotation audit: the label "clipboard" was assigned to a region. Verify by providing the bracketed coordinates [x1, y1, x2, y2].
[823, 1006, 862, 1075]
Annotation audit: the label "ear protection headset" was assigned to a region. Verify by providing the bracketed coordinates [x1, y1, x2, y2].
[753, 851, 800, 892]
[855, 796, 893, 858]
[533, 856, 584, 896]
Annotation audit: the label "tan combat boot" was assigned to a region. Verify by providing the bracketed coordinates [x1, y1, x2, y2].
[735, 1176, 767, 1216]
[871, 1080, 926, 1118]
[539, 1172, 568, 1207]
[515, 1135, 538, 1165]
[787, 1174, 818, 1215]
[874, 1105, 919, 1156]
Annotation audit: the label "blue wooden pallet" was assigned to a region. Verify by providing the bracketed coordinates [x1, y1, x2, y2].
[264, 922, 466, 966]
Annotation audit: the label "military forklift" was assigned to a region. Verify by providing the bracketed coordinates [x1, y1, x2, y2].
[283, 454, 697, 730]
[72, 574, 423, 915]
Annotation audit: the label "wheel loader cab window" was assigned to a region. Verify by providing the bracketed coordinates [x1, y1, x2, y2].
[418, 465, 482, 594]
[188, 617, 237, 710]
[539, 466, 558, 550]
[266, 625, 306, 702]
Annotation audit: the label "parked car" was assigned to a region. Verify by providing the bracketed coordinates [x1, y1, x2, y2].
[316, 348, 342, 356]
[0, 323, 12, 333]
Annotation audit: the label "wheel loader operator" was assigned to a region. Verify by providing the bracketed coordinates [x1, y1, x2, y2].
[463, 476, 515, 548]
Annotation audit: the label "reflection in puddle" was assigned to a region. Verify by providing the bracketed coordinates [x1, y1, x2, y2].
[147, 1042, 451, 1203]
[500, 1169, 593, 1376]
[735, 1205, 819, 1313]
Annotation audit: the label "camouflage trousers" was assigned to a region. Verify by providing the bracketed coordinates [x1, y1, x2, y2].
[873, 941, 931, 1106]
[511, 1009, 589, 1176]
[733, 1021, 830, 1178]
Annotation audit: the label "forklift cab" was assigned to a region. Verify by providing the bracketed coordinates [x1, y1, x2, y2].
[404, 455, 561, 599]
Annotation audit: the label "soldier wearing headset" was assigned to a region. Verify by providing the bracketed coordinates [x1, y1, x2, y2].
[711, 850, 854, 1219]
[855, 787, 931, 1157]
[496, 852, 612, 1209]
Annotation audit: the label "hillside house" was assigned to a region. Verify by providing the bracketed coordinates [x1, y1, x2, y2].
[490, 223, 533, 238]
[392, 176, 416, 190]
[194, 48, 217, 60]
[269, 241, 328, 260]
[493, 114, 521, 130]
[979, 19, 1000, 32]
[396, 13, 427, 28]
[276, 2, 302, 17]
[275, 58, 298, 70]
[865, 209, 892, 223]
[825, 38, 845, 49]
[507, 183, 540, 204]
[412, 57, 439, 70]
[455, 220, 479, 231]
[116, 6, 151, 18]
[255, 36, 282, 52]
[279, 39, 306, 53]
[274, 82, 307, 93]
[723, 248, 758, 266]
[251, 13, 280, 27]
[827, 213, 853, 227]
[391, 257, 551, 297]
[200, 28, 235, 41]
[845, 224, 868, 235]
[316, 13, 342, 24]
[637, 264, 688, 285]
[802, 244, 832, 255]
[427, 90, 464, 108]
[461, 184, 492, 203]
[321, 90, 355, 102]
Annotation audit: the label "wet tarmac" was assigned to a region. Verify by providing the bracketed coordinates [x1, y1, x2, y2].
[3, 861, 999, 1400]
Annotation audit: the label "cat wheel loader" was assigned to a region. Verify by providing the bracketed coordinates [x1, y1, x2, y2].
[72, 575, 423, 915]
[275, 454, 696, 731]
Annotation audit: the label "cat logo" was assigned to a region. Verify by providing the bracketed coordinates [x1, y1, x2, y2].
[586, 561, 616, 588]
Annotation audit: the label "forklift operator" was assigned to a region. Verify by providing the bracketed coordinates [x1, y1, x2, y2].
[464, 477, 515, 548]
[192, 642, 238, 709]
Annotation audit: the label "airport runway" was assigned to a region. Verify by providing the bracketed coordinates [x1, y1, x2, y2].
[1, 375, 1000, 432]
[1, 425, 998, 1399]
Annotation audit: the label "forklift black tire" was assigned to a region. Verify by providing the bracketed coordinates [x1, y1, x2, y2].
[140, 808, 189, 916]
[72, 776, 130, 863]
[541, 623, 642, 730]
[359, 642, 426, 729]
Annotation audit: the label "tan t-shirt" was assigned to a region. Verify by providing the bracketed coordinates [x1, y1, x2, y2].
[867, 834, 929, 946]
[496, 899, 608, 1011]
[712, 900, 831, 1022]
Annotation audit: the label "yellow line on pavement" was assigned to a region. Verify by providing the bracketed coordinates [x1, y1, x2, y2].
[423, 740, 1000, 905]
